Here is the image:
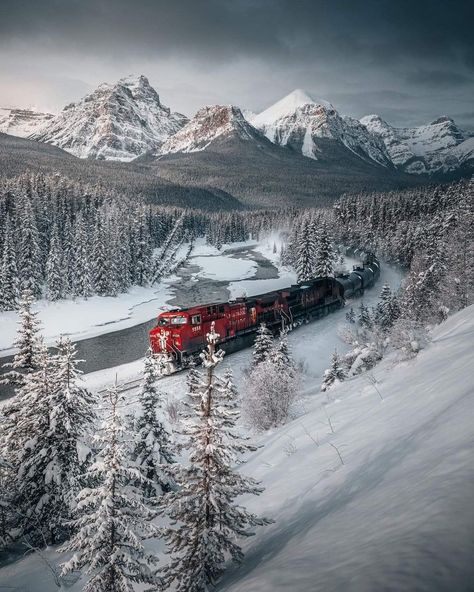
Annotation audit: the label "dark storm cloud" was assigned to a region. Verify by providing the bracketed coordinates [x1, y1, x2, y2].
[405, 70, 473, 89]
[0, 0, 473, 127]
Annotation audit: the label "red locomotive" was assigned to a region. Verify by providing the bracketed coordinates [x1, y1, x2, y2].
[149, 255, 380, 373]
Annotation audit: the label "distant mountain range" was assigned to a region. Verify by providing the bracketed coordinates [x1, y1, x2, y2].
[1, 75, 471, 177]
[0, 75, 472, 209]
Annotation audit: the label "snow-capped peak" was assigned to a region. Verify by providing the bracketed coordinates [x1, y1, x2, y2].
[159, 104, 260, 155]
[31, 75, 188, 161]
[250, 91, 391, 167]
[250, 89, 332, 129]
[360, 113, 471, 174]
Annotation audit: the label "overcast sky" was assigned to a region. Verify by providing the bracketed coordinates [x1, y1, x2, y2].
[0, 0, 473, 129]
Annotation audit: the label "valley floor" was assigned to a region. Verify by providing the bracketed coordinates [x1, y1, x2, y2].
[0, 238, 268, 356]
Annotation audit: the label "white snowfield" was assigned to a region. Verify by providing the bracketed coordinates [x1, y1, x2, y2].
[220, 305, 474, 592]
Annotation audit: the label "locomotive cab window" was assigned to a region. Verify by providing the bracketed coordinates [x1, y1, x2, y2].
[191, 314, 201, 325]
[170, 315, 187, 325]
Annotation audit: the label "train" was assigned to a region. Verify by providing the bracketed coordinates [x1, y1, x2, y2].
[149, 253, 380, 373]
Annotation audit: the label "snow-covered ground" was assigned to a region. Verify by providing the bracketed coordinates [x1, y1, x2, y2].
[1, 303, 473, 591]
[0, 238, 264, 356]
[220, 305, 474, 592]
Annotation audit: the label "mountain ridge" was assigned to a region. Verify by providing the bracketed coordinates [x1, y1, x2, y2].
[31, 74, 188, 161]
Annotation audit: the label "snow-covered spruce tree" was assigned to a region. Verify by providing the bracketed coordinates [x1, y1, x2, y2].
[60, 383, 159, 592]
[133, 348, 175, 498]
[321, 349, 347, 392]
[357, 301, 373, 330]
[71, 214, 92, 299]
[271, 329, 296, 378]
[1, 289, 42, 388]
[2, 337, 96, 546]
[91, 215, 109, 296]
[251, 323, 274, 368]
[314, 222, 335, 277]
[17, 195, 42, 298]
[295, 216, 317, 282]
[0, 453, 14, 550]
[0, 213, 19, 311]
[2, 342, 53, 544]
[46, 223, 65, 301]
[161, 324, 270, 592]
[374, 284, 400, 332]
[345, 307, 356, 324]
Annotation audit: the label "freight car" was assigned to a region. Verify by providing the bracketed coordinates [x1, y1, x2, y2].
[149, 254, 380, 373]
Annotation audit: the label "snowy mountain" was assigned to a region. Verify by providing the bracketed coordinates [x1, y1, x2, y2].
[31, 75, 188, 161]
[249, 90, 392, 167]
[360, 114, 474, 175]
[158, 105, 261, 155]
[0, 107, 54, 138]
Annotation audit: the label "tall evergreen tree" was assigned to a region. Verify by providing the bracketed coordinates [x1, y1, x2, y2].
[133, 348, 175, 497]
[71, 214, 92, 299]
[252, 323, 274, 367]
[60, 383, 159, 592]
[374, 284, 400, 331]
[1, 289, 42, 388]
[315, 222, 335, 277]
[17, 195, 42, 298]
[0, 214, 19, 311]
[161, 324, 270, 592]
[91, 215, 109, 296]
[295, 216, 317, 282]
[46, 223, 65, 301]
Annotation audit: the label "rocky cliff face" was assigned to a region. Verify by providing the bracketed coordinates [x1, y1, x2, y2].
[249, 90, 392, 167]
[360, 114, 473, 174]
[159, 105, 261, 155]
[31, 75, 188, 161]
[0, 108, 54, 138]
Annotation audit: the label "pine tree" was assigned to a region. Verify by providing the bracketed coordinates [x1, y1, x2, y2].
[0, 214, 19, 311]
[46, 223, 65, 301]
[252, 323, 274, 367]
[374, 284, 400, 331]
[133, 349, 175, 497]
[321, 349, 347, 392]
[315, 222, 335, 277]
[60, 383, 159, 592]
[1, 289, 42, 388]
[161, 324, 270, 591]
[2, 343, 54, 544]
[295, 217, 317, 281]
[71, 214, 92, 299]
[271, 330, 296, 378]
[345, 307, 356, 324]
[17, 195, 42, 298]
[91, 216, 109, 296]
[358, 301, 373, 329]
[43, 337, 97, 540]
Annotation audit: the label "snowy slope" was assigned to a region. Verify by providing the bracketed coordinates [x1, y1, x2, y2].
[158, 105, 261, 155]
[220, 306, 474, 592]
[249, 90, 392, 167]
[31, 75, 188, 161]
[1, 302, 472, 591]
[0, 107, 54, 138]
[361, 114, 473, 174]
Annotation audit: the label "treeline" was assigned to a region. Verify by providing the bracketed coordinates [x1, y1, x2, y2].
[332, 178, 474, 321]
[0, 172, 298, 311]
